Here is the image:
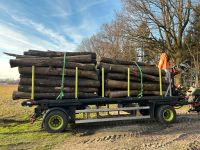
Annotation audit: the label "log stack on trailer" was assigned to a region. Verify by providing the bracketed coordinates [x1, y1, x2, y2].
[98, 57, 168, 98]
[6, 50, 100, 100]
[7, 50, 198, 133]
[6, 50, 169, 100]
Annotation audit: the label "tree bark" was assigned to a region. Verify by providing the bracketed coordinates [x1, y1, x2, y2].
[106, 79, 167, 91]
[106, 90, 165, 98]
[24, 49, 96, 59]
[19, 77, 100, 87]
[100, 57, 154, 66]
[174, 51, 182, 85]
[106, 73, 168, 83]
[107, 73, 140, 82]
[18, 85, 98, 93]
[99, 63, 167, 83]
[99, 62, 165, 76]
[10, 58, 95, 70]
[13, 91, 98, 100]
[10, 55, 93, 66]
[19, 67, 98, 80]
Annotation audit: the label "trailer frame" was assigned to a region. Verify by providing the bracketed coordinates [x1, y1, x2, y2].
[21, 95, 200, 133]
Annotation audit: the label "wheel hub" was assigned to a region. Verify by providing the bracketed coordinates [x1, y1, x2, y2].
[163, 109, 174, 122]
[48, 115, 64, 130]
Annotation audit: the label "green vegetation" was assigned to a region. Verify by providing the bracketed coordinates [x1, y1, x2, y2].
[0, 85, 71, 150]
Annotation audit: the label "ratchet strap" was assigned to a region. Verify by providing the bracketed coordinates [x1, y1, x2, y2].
[56, 52, 67, 100]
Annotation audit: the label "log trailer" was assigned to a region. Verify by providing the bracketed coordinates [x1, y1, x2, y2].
[19, 66, 200, 133]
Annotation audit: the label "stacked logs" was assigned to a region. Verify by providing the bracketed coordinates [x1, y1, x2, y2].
[6, 50, 169, 100]
[7, 50, 100, 100]
[98, 57, 168, 98]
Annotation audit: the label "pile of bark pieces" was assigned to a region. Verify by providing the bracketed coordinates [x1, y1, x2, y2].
[98, 57, 168, 98]
[6, 50, 100, 100]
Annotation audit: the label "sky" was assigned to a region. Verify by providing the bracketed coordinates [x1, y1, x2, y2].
[0, 0, 121, 79]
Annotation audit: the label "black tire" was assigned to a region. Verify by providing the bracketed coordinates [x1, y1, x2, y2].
[156, 105, 176, 124]
[44, 110, 68, 133]
[139, 109, 150, 116]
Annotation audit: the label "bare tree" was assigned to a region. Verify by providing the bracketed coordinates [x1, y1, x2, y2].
[121, 0, 192, 84]
[77, 19, 137, 61]
[184, 4, 200, 87]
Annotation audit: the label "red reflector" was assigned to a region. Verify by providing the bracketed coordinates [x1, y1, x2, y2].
[191, 103, 200, 107]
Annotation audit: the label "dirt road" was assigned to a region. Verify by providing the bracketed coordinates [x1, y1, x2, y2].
[55, 110, 200, 150]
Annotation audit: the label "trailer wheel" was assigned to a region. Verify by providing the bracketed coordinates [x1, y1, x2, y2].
[156, 105, 176, 124]
[44, 110, 68, 133]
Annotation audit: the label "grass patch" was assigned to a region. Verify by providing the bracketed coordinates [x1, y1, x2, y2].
[0, 85, 71, 150]
[0, 121, 71, 150]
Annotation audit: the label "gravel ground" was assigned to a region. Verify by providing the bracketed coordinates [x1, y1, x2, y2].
[55, 108, 200, 150]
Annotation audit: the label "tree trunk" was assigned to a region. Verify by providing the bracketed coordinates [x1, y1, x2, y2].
[19, 67, 98, 80]
[18, 85, 98, 93]
[174, 50, 182, 85]
[13, 91, 98, 100]
[106, 79, 167, 91]
[100, 63, 167, 83]
[10, 55, 93, 67]
[100, 57, 154, 66]
[106, 73, 167, 83]
[107, 73, 140, 82]
[194, 62, 199, 87]
[10, 59, 95, 70]
[106, 90, 164, 98]
[24, 49, 96, 59]
[99, 62, 165, 76]
[19, 77, 100, 87]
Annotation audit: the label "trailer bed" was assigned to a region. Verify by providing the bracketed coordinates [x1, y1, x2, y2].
[22, 96, 186, 107]
[21, 95, 200, 133]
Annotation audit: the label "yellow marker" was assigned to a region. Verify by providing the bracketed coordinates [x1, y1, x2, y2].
[31, 65, 35, 100]
[102, 67, 104, 97]
[159, 68, 163, 96]
[128, 68, 130, 97]
[75, 67, 78, 99]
